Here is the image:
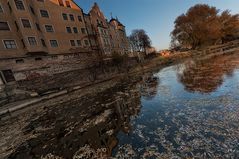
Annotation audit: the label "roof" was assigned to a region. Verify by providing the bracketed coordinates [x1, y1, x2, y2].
[71, 0, 84, 12]
[109, 18, 125, 27]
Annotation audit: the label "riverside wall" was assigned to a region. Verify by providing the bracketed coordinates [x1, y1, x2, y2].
[0, 52, 138, 105]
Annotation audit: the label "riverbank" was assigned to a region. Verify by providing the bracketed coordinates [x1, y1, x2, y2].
[1, 51, 239, 159]
[2, 43, 239, 119]
[0, 52, 191, 119]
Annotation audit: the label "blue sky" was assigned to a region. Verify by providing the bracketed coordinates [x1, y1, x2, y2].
[75, 0, 239, 50]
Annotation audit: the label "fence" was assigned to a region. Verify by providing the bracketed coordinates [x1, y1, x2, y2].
[194, 40, 239, 56]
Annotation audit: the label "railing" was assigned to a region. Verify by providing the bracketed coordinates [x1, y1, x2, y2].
[195, 40, 239, 56]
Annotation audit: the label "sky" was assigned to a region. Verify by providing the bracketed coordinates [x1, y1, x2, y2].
[75, 0, 239, 50]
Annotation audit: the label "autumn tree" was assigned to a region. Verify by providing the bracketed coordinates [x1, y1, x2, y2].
[219, 10, 239, 42]
[171, 4, 239, 49]
[129, 29, 152, 52]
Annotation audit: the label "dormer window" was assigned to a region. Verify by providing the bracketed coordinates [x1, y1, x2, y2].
[58, 0, 64, 6]
[65, 1, 71, 8]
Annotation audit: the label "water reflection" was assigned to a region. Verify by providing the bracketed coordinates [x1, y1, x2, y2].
[2, 53, 239, 159]
[8, 83, 141, 159]
[177, 54, 239, 93]
[140, 73, 159, 100]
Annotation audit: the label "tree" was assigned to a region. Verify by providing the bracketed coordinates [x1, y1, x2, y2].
[112, 51, 129, 72]
[129, 29, 152, 52]
[171, 4, 239, 49]
[219, 10, 239, 42]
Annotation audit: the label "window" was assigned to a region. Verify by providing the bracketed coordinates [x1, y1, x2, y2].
[15, 0, 25, 10]
[16, 59, 24, 63]
[58, 0, 64, 6]
[0, 4, 3, 13]
[40, 10, 49, 18]
[21, 19, 31, 28]
[78, 16, 82, 22]
[73, 27, 78, 33]
[3, 40, 17, 49]
[50, 40, 58, 47]
[28, 37, 37, 46]
[41, 39, 46, 47]
[65, 1, 71, 8]
[35, 57, 42, 61]
[81, 28, 86, 34]
[69, 14, 74, 21]
[84, 39, 89, 46]
[66, 27, 72, 33]
[2, 70, 15, 83]
[70, 40, 75, 46]
[77, 40, 81, 46]
[62, 13, 68, 20]
[36, 23, 41, 31]
[45, 25, 54, 32]
[0, 22, 10, 31]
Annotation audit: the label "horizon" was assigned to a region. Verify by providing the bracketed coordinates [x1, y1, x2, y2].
[76, 0, 239, 50]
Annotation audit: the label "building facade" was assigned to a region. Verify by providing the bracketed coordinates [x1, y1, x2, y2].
[0, 0, 129, 84]
[86, 3, 129, 55]
[0, 0, 91, 58]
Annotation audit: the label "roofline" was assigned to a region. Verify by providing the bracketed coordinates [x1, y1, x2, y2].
[71, 0, 84, 12]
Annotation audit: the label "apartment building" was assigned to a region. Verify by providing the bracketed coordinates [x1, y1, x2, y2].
[0, 0, 90, 58]
[0, 0, 129, 84]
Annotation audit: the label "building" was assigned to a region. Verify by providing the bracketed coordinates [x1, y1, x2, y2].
[109, 18, 129, 54]
[86, 3, 129, 55]
[0, 0, 91, 58]
[0, 0, 129, 85]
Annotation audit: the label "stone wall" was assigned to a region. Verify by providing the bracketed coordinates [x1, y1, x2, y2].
[0, 51, 139, 105]
[0, 52, 98, 81]
[0, 52, 100, 103]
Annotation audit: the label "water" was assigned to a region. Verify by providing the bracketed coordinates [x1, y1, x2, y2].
[113, 53, 239, 158]
[1, 53, 239, 159]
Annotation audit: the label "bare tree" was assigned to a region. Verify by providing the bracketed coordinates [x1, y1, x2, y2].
[129, 29, 152, 53]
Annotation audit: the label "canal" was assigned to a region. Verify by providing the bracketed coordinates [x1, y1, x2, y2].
[1, 53, 239, 158]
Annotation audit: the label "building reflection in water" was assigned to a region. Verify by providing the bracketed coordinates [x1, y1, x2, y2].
[8, 83, 142, 159]
[177, 53, 239, 93]
[140, 73, 159, 100]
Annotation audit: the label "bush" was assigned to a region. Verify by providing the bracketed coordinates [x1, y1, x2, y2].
[112, 52, 129, 71]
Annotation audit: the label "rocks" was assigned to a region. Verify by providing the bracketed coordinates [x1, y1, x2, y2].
[73, 145, 107, 159]
[41, 153, 63, 159]
[114, 144, 136, 159]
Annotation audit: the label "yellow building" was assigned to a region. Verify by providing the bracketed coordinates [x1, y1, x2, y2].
[0, 0, 90, 58]
[0, 0, 129, 84]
